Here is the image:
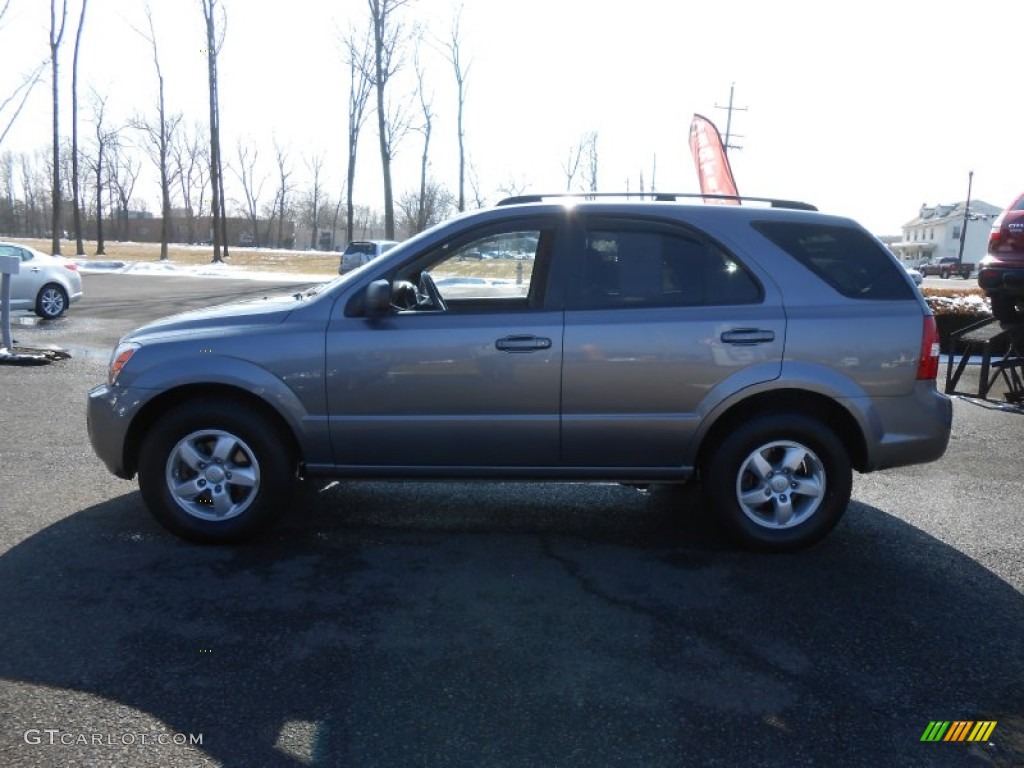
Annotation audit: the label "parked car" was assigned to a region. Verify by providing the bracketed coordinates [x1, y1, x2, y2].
[978, 192, 1024, 322]
[87, 193, 952, 552]
[0, 242, 83, 319]
[902, 263, 924, 286]
[918, 256, 974, 279]
[338, 240, 399, 274]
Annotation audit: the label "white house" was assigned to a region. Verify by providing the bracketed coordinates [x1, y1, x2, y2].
[889, 200, 1002, 266]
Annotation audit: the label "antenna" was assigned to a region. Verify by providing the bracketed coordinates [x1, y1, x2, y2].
[714, 82, 747, 155]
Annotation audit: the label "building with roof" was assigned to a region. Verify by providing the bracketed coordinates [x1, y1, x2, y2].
[889, 200, 1002, 266]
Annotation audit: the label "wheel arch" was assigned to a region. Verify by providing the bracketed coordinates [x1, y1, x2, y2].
[122, 384, 304, 478]
[694, 388, 869, 475]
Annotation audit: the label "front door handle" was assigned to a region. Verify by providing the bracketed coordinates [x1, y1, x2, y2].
[720, 328, 776, 345]
[495, 335, 552, 352]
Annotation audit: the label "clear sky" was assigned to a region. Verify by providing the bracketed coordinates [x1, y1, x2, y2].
[2, 0, 1022, 235]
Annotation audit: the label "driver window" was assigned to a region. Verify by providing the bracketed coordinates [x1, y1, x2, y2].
[393, 228, 552, 312]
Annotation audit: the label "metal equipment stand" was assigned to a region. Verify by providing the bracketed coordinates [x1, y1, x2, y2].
[944, 318, 1024, 403]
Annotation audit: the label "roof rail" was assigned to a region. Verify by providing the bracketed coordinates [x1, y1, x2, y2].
[496, 192, 817, 212]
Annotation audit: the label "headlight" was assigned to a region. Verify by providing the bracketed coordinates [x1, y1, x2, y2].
[109, 342, 140, 385]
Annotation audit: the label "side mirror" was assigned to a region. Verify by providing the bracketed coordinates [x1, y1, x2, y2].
[364, 279, 392, 316]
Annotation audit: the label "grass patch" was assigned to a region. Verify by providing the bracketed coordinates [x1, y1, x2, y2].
[8, 237, 341, 276]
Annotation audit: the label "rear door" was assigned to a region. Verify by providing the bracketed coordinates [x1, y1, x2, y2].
[560, 215, 785, 468]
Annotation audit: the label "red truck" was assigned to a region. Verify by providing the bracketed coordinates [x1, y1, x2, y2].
[918, 256, 975, 279]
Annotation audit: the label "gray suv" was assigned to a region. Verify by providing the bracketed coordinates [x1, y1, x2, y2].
[87, 194, 952, 551]
[338, 239, 399, 274]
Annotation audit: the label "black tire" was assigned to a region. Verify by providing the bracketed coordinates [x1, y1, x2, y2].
[991, 294, 1024, 323]
[939, 269, 950, 279]
[34, 283, 68, 319]
[702, 413, 852, 552]
[138, 399, 296, 543]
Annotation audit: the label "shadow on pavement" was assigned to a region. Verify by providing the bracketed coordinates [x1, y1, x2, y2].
[0, 482, 1022, 767]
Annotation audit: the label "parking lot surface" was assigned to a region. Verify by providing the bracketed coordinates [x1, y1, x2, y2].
[1, 274, 1022, 767]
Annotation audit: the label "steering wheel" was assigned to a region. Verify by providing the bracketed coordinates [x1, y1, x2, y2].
[418, 271, 447, 312]
[390, 280, 419, 310]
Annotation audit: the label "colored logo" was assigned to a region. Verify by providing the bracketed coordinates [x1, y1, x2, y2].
[921, 721, 997, 742]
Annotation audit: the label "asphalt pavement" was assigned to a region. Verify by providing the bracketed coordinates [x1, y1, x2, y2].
[0, 273, 1022, 767]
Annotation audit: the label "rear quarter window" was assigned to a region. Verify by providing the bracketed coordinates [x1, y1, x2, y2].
[752, 221, 914, 300]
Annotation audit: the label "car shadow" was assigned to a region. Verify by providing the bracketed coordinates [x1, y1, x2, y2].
[0, 485, 1021, 767]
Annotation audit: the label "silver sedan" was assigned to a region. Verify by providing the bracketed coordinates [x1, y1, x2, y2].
[0, 242, 83, 318]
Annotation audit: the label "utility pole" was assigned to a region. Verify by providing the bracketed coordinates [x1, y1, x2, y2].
[715, 82, 746, 155]
[956, 170, 973, 265]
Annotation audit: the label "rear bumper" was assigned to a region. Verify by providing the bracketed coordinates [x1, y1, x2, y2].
[861, 382, 952, 472]
[978, 266, 1024, 293]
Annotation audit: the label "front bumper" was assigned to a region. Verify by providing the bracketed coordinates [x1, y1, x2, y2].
[87, 383, 146, 479]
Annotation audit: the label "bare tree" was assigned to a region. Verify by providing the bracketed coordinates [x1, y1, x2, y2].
[200, 0, 227, 261]
[1, 0, 47, 148]
[581, 131, 598, 194]
[397, 181, 453, 235]
[84, 91, 113, 254]
[466, 158, 486, 209]
[269, 139, 293, 248]
[341, 25, 373, 245]
[234, 140, 266, 247]
[69, 0, 88, 254]
[19, 152, 43, 236]
[302, 153, 326, 249]
[497, 173, 529, 200]
[108, 135, 140, 239]
[170, 123, 209, 244]
[49, 0, 69, 254]
[366, 0, 415, 240]
[329, 183, 347, 250]
[439, 3, 470, 213]
[0, 61, 46, 149]
[411, 40, 433, 234]
[131, 4, 180, 260]
[0, 150, 16, 232]
[561, 138, 584, 192]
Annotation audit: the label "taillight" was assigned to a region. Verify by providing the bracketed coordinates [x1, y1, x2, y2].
[917, 315, 940, 380]
[63, 262, 78, 271]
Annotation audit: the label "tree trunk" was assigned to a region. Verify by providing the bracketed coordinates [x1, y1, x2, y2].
[71, 0, 88, 255]
[50, 1, 66, 256]
[94, 149, 105, 255]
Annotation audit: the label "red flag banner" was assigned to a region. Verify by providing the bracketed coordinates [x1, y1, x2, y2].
[688, 113, 740, 203]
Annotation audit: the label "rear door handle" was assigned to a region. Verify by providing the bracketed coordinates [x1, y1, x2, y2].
[720, 328, 776, 345]
[496, 335, 552, 352]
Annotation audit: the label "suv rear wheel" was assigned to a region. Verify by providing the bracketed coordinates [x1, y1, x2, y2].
[138, 400, 296, 543]
[703, 413, 852, 552]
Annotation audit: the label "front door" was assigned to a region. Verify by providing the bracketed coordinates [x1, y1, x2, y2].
[325, 218, 565, 469]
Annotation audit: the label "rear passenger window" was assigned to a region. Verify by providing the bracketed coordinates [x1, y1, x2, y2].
[753, 221, 914, 300]
[568, 226, 761, 309]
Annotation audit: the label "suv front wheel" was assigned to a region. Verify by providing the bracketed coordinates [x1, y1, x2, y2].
[703, 413, 852, 552]
[138, 399, 296, 543]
